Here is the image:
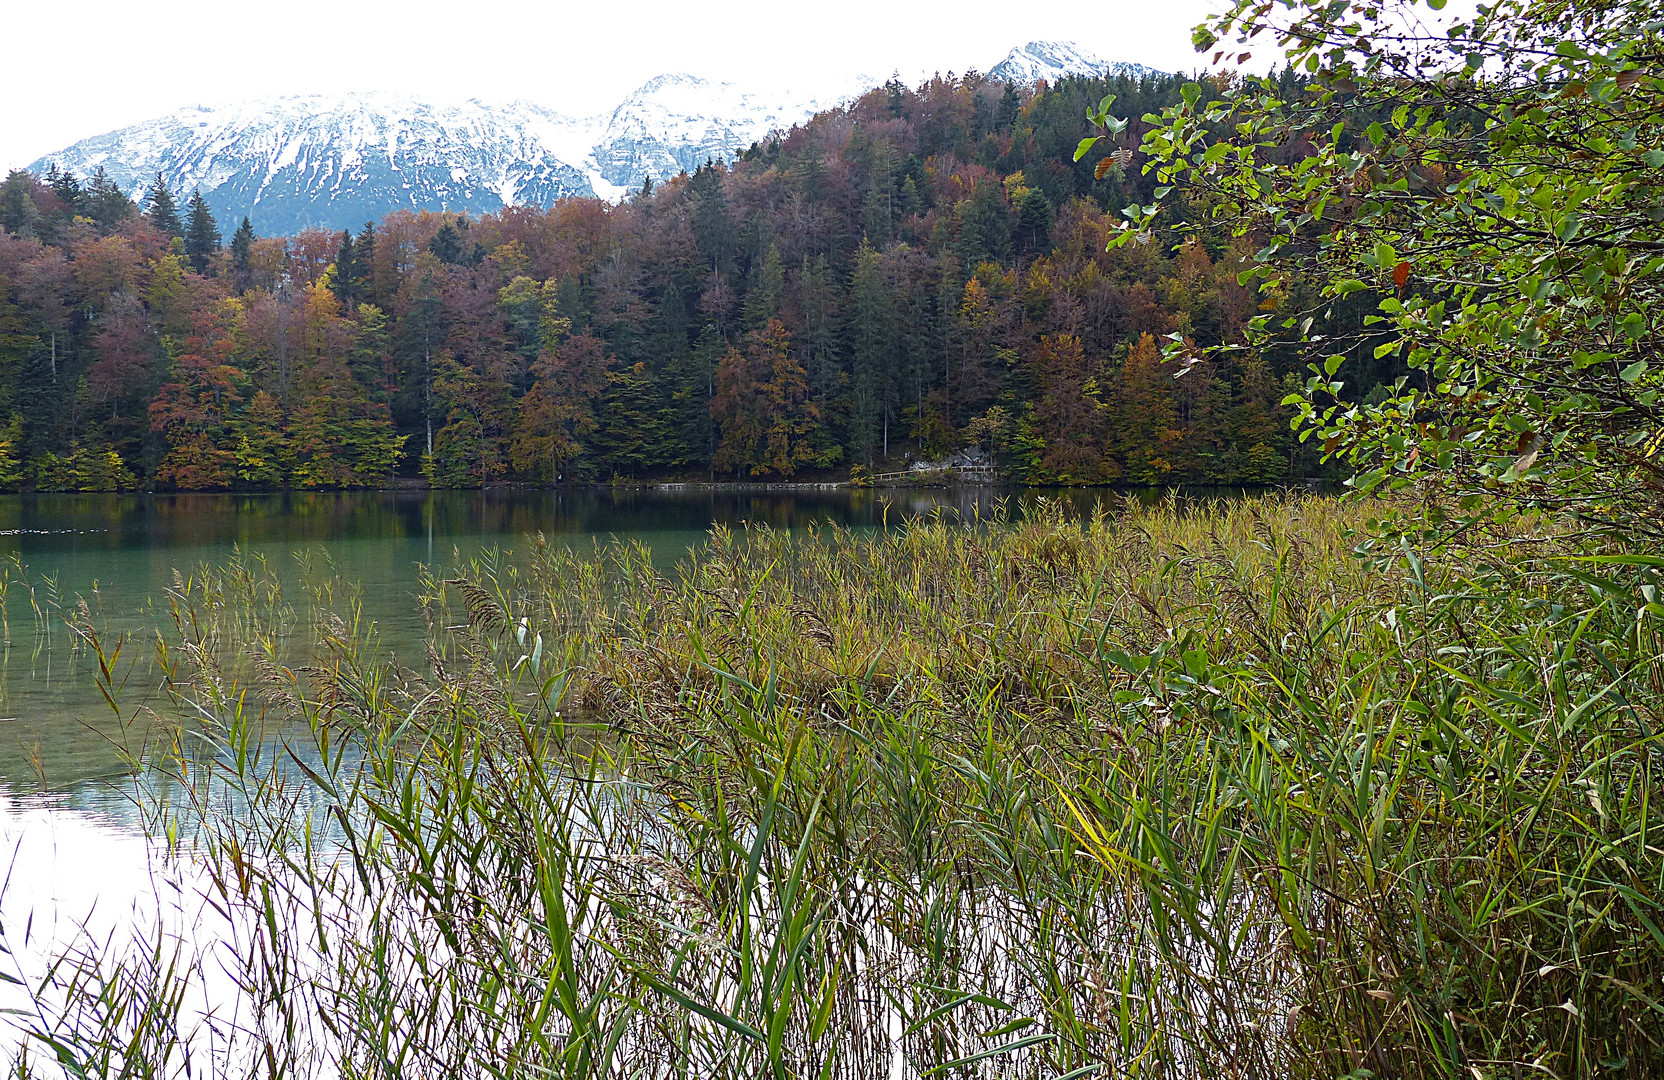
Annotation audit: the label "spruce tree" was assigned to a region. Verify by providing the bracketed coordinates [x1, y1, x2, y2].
[741, 245, 784, 331]
[332, 230, 357, 307]
[354, 221, 377, 304]
[885, 75, 906, 116]
[144, 174, 183, 239]
[231, 217, 255, 273]
[47, 167, 84, 215]
[428, 222, 463, 265]
[0, 171, 38, 237]
[183, 190, 221, 274]
[996, 84, 1021, 130]
[84, 168, 136, 232]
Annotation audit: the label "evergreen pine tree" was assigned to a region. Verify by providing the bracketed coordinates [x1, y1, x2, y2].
[144, 174, 183, 239]
[183, 190, 221, 274]
[428, 221, 463, 264]
[553, 272, 589, 331]
[885, 75, 907, 116]
[688, 163, 732, 273]
[231, 217, 256, 273]
[0, 171, 40, 236]
[84, 168, 136, 231]
[47, 167, 84, 216]
[741, 245, 784, 331]
[996, 84, 1022, 130]
[848, 242, 895, 463]
[332, 230, 357, 307]
[354, 222, 377, 304]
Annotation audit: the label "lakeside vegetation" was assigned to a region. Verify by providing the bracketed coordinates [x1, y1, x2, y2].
[4, 0, 1664, 1074]
[4, 492, 1656, 1077]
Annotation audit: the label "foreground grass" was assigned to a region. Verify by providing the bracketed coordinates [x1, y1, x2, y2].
[9, 494, 1663, 1078]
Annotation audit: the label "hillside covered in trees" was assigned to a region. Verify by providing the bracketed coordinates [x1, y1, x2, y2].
[0, 69, 1354, 491]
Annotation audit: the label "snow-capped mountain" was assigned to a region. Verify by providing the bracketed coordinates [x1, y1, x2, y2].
[36, 94, 597, 236]
[588, 74, 874, 195]
[988, 41, 1158, 84]
[28, 42, 1145, 233]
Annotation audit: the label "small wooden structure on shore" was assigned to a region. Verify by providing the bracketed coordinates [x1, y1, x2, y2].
[866, 462, 1001, 487]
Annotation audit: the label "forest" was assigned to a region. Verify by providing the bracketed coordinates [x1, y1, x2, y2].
[0, 69, 1351, 491]
[5, 0, 1662, 1073]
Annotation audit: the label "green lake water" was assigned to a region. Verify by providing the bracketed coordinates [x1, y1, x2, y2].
[0, 485, 1147, 793]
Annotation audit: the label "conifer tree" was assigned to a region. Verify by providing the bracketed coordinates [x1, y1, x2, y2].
[688, 163, 733, 273]
[84, 168, 135, 231]
[0, 171, 39, 236]
[183, 190, 221, 274]
[354, 222, 377, 304]
[144, 174, 183, 239]
[231, 217, 255, 273]
[741, 245, 784, 331]
[996, 84, 1021, 130]
[331, 230, 357, 307]
[47, 167, 84, 216]
[848, 242, 894, 463]
[428, 221, 464, 265]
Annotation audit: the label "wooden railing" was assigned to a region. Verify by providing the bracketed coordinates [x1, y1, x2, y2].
[867, 465, 1000, 485]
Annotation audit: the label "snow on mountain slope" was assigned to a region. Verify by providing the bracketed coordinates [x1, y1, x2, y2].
[588, 72, 878, 191]
[988, 40, 1160, 84]
[28, 43, 1144, 233]
[35, 93, 595, 235]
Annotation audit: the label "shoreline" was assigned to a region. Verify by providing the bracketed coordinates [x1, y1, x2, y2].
[0, 477, 1326, 497]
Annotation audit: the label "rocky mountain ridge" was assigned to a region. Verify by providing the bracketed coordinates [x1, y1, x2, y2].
[29, 41, 1158, 233]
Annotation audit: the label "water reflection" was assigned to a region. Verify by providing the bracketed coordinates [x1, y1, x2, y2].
[0, 485, 1270, 794]
[0, 484, 1280, 1065]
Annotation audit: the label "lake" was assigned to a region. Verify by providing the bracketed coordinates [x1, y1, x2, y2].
[0, 485, 1165, 795]
[0, 483, 1281, 1068]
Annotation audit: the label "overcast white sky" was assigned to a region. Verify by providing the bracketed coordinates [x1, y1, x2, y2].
[1, 0, 1224, 171]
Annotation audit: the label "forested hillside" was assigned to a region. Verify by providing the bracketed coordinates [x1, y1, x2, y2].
[0, 69, 1352, 490]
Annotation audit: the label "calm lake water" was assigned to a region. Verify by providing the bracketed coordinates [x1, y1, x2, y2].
[0, 484, 1280, 1060]
[0, 485, 1165, 795]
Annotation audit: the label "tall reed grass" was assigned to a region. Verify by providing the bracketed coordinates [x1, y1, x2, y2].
[6, 494, 1661, 1078]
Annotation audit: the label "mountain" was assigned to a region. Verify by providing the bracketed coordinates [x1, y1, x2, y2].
[587, 74, 874, 196]
[987, 40, 1158, 84]
[34, 94, 597, 236]
[27, 43, 1144, 233]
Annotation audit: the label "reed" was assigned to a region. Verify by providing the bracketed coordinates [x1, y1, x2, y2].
[7, 493, 1661, 1078]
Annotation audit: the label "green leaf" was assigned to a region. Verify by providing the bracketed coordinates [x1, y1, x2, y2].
[1644, 149, 1664, 168]
[1073, 137, 1100, 163]
[1621, 360, 1649, 383]
[920, 1033, 1057, 1076]
[1621, 312, 1647, 340]
[634, 968, 765, 1042]
[1324, 354, 1345, 376]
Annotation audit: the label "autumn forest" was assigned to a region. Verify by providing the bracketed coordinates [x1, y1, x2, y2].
[0, 69, 1356, 491]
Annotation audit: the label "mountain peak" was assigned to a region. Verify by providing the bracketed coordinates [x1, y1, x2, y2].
[25, 52, 1157, 232]
[632, 73, 713, 95]
[988, 40, 1160, 84]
